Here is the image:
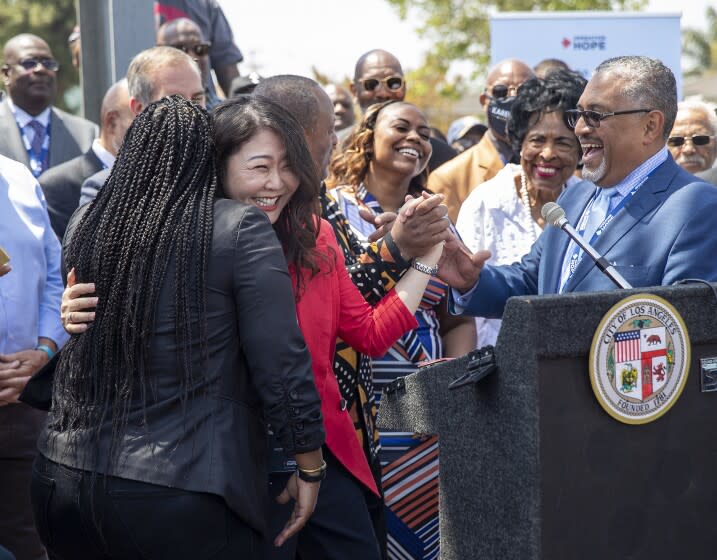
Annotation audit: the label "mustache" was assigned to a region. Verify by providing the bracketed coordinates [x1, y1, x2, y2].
[677, 155, 706, 166]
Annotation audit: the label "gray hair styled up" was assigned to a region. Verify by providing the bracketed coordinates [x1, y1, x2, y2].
[595, 56, 677, 140]
[126, 46, 198, 106]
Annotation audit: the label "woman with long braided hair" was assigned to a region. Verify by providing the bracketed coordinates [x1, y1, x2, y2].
[30, 96, 325, 559]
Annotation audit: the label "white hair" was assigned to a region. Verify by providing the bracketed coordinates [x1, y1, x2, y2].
[676, 100, 717, 136]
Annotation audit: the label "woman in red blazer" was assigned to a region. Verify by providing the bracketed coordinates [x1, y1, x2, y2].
[213, 96, 443, 559]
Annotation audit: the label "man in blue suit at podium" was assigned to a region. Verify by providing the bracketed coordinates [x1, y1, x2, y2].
[443, 56, 717, 318]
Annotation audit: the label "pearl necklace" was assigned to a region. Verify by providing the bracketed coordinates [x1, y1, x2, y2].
[520, 170, 539, 242]
[520, 170, 533, 209]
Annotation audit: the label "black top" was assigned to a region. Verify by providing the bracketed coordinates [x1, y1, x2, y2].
[39, 199, 324, 534]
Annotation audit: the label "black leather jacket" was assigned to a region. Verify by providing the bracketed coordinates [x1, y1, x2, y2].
[39, 199, 324, 534]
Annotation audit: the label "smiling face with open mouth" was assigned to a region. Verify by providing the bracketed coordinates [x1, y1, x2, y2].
[223, 128, 300, 224]
[574, 71, 655, 187]
[370, 103, 432, 180]
[520, 110, 580, 195]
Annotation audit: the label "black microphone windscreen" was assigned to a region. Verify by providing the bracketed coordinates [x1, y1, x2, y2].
[541, 202, 565, 227]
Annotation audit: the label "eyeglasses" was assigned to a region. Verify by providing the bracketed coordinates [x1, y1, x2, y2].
[17, 58, 59, 72]
[667, 134, 715, 147]
[486, 83, 519, 99]
[360, 76, 404, 92]
[564, 108, 653, 129]
[170, 43, 211, 57]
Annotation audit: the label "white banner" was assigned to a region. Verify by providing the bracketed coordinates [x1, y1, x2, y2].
[490, 11, 682, 96]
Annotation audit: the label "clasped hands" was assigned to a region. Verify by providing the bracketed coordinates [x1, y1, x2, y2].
[362, 192, 490, 292]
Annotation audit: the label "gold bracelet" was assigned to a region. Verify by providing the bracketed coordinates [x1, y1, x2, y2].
[297, 459, 327, 474]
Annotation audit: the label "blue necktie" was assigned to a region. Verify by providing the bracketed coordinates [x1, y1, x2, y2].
[28, 120, 46, 155]
[583, 187, 618, 241]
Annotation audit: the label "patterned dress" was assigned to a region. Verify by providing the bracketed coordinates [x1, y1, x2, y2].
[331, 183, 445, 560]
[320, 185, 409, 470]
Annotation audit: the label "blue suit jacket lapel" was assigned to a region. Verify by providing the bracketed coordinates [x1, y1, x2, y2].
[541, 180, 595, 293]
[564, 158, 678, 291]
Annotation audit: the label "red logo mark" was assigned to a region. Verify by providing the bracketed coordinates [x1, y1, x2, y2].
[562, 37, 571, 48]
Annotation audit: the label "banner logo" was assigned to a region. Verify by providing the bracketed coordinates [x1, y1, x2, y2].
[590, 294, 690, 424]
[562, 35, 607, 50]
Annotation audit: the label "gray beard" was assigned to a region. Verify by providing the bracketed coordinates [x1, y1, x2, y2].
[581, 156, 608, 185]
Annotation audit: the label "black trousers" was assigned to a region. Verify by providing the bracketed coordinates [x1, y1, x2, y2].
[0, 404, 47, 560]
[264, 450, 382, 560]
[30, 454, 261, 560]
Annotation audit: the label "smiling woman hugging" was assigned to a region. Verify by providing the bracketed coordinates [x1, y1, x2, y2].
[455, 69, 590, 347]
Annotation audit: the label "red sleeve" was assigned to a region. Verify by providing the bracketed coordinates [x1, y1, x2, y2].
[319, 220, 418, 357]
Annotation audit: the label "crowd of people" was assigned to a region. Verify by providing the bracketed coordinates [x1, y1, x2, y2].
[1, 2, 717, 560]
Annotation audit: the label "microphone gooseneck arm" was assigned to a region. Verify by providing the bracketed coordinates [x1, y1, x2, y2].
[541, 202, 633, 290]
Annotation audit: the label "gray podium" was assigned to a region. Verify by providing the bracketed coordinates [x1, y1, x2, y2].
[378, 283, 717, 560]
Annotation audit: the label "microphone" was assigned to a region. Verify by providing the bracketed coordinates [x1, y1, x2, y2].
[541, 202, 632, 290]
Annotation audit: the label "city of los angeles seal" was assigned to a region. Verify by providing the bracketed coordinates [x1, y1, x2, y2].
[589, 294, 690, 424]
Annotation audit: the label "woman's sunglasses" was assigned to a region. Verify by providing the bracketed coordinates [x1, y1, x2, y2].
[667, 135, 715, 147]
[360, 76, 404, 92]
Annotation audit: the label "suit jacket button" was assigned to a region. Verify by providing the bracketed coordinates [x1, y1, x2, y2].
[289, 390, 299, 400]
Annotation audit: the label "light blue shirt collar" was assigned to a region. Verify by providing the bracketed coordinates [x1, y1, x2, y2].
[602, 147, 669, 205]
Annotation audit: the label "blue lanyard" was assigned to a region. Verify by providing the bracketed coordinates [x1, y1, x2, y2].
[560, 176, 648, 292]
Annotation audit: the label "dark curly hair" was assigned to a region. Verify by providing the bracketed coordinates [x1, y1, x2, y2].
[506, 69, 587, 156]
[325, 100, 429, 197]
[212, 95, 322, 288]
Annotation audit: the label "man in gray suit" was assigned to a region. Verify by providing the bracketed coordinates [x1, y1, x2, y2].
[0, 33, 97, 177]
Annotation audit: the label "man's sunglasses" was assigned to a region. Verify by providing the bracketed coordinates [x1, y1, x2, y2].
[170, 43, 211, 57]
[360, 76, 404, 92]
[17, 58, 59, 72]
[564, 108, 653, 129]
[487, 83, 519, 99]
[667, 134, 715, 147]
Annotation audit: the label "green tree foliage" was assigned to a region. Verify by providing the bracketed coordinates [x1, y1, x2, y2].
[0, 0, 78, 112]
[682, 6, 717, 76]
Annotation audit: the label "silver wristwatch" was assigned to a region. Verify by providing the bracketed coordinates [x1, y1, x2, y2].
[412, 259, 439, 276]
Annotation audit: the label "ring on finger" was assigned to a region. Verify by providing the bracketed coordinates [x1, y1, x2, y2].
[68, 311, 74, 324]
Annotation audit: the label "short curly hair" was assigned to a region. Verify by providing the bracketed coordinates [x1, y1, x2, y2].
[326, 100, 429, 196]
[506, 69, 587, 156]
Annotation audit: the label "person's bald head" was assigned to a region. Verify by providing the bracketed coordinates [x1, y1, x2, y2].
[2, 33, 57, 115]
[479, 58, 535, 110]
[351, 49, 405, 112]
[254, 75, 338, 178]
[156, 17, 211, 84]
[99, 79, 133, 156]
